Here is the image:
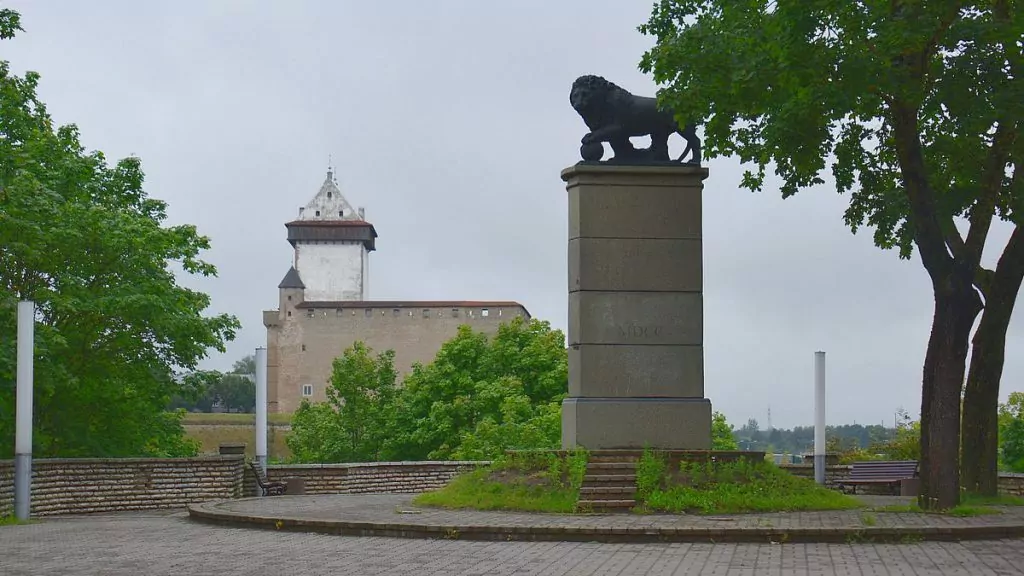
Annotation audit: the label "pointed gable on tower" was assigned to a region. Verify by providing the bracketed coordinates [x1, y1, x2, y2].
[297, 169, 362, 221]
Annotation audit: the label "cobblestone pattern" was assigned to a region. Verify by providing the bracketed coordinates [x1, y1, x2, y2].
[243, 461, 488, 497]
[0, 456, 244, 517]
[3, 512, 1024, 575]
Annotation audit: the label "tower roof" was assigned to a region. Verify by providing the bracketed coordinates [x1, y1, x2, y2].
[277, 266, 305, 289]
[297, 168, 366, 223]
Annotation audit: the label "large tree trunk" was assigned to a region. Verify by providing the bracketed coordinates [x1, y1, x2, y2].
[918, 274, 982, 510]
[961, 227, 1024, 495]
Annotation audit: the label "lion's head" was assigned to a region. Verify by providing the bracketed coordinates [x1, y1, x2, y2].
[570, 75, 631, 123]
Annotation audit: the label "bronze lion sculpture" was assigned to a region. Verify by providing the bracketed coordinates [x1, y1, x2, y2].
[569, 75, 701, 165]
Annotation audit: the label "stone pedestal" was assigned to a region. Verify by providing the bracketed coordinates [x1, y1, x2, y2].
[561, 163, 712, 450]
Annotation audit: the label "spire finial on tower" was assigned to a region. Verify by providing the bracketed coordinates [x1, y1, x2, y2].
[327, 154, 333, 180]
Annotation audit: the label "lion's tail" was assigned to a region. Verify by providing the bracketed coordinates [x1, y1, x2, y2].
[676, 141, 692, 163]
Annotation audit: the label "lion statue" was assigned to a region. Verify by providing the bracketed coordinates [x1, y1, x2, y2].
[569, 75, 701, 165]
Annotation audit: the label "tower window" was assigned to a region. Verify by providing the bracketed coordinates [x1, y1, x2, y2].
[327, 191, 332, 198]
[302, 384, 313, 397]
[287, 295, 292, 301]
[365, 308, 373, 317]
[393, 308, 400, 317]
[422, 309, 430, 318]
[306, 309, 315, 318]
[452, 308, 459, 317]
[482, 308, 490, 317]
[315, 210, 321, 217]
[339, 211, 344, 217]
[301, 344, 306, 351]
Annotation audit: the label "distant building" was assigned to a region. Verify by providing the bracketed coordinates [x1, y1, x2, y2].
[263, 169, 530, 414]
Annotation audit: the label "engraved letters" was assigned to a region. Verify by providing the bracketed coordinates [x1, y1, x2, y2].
[617, 324, 663, 339]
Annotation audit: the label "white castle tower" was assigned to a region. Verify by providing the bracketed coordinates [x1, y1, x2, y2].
[280, 168, 377, 302]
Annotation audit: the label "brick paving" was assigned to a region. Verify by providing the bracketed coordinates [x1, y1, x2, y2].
[2, 510, 1024, 575]
[189, 494, 1024, 542]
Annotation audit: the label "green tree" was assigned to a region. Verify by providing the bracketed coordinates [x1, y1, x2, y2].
[216, 373, 255, 413]
[999, 392, 1024, 471]
[386, 316, 568, 460]
[0, 9, 238, 457]
[450, 382, 562, 460]
[712, 411, 739, 450]
[286, 341, 398, 462]
[231, 354, 255, 376]
[640, 0, 1021, 509]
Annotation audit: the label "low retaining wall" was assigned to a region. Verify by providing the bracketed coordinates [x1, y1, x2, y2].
[244, 461, 488, 497]
[779, 464, 852, 489]
[0, 456, 244, 517]
[779, 464, 1024, 498]
[2, 457, 1019, 517]
[1000, 473, 1024, 497]
[0, 457, 485, 517]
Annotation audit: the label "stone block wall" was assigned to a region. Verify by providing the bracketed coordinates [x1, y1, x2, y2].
[779, 464, 852, 489]
[0, 456, 244, 517]
[780, 464, 1024, 498]
[245, 461, 487, 497]
[999, 473, 1024, 497]
[0, 461, 13, 517]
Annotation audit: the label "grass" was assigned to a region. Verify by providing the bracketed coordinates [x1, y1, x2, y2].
[634, 449, 862, 515]
[961, 493, 1024, 507]
[0, 515, 29, 527]
[871, 503, 1001, 516]
[413, 449, 589, 513]
[867, 492, 1023, 517]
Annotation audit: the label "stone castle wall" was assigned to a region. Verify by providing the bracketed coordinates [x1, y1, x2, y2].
[265, 301, 529, 413]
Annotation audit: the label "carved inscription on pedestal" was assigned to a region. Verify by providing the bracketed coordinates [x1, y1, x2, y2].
[617, 324, 663, 339]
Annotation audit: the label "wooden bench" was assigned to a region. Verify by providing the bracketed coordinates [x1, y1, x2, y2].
[249, 461, 287, 496]
[839, 460, 918, 495]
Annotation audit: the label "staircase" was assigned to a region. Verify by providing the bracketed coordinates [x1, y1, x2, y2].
[576, 452, 638, 513]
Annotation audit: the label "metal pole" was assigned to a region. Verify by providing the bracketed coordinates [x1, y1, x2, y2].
[15, 301, 35, 520]
[814, 351, 826, 485]
[255, 347, 268, 481]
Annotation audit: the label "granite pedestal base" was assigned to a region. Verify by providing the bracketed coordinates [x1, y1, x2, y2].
[562, 397, 712, 450]
[561, 163, 713, 451]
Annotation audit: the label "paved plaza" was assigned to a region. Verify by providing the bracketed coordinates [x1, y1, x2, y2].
[2, 509, 1024, 575]
[189, 494, 1024, 543]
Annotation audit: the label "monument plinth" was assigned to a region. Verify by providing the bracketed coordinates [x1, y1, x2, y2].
[561, 163, 712, 450]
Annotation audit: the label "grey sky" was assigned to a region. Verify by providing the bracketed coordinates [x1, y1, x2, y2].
[6, 0, 1021, 429]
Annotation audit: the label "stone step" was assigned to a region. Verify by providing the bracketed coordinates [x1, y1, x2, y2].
[580, 487, 636, 500]
[586, 462, 637, 472]
[586, 454, 641, 464]
[577, 499, 636, 512]
[580, 474, 636, 484]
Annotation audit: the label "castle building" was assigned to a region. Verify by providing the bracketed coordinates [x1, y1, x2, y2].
[263, 169, 530, 414]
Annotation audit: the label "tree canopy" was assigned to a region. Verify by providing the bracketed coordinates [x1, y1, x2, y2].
[286, 317, 568, 463]
[640, 0, 1021, 509]
[0, 9, 239, 457]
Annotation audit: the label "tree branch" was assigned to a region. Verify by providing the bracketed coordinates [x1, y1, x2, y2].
[890, 102, 954, 280]
[964, 121, 1017, 267]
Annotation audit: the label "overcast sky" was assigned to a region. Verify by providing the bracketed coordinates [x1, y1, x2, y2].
[5, 1, 1021, 429]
